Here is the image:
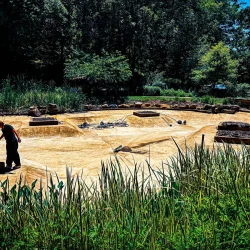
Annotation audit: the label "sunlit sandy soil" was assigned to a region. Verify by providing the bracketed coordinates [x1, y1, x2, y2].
[0, 110, 249, 186]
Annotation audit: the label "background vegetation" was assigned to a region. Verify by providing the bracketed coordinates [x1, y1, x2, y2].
[1, 2, 250, 248]
[1, 0, 250, 101]
[0, 77, 86, 113]
[1, 143, 250, 249]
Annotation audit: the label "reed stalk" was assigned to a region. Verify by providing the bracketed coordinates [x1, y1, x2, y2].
[0, 143, 250, 248]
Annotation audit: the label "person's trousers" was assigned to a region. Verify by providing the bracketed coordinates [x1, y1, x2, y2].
[6, 140, 21, 167]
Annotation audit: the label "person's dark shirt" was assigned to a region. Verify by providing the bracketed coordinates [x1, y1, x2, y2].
[2, 124, 16, 142]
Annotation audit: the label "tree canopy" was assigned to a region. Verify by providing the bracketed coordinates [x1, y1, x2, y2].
[65, 52, 132, 84]
[192, 41, 239, 88]
[0, 0, 250, 97]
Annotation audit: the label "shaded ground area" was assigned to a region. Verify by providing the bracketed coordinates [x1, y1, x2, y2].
[0, 110, 249, 186]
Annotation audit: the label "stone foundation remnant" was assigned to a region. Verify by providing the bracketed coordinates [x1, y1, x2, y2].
[29, 117, 59, 126]
[214, 121, 250, 144]
[133, 111, 160, 117]
[28, 106, 41, 117]
[48, 103, 59, 114]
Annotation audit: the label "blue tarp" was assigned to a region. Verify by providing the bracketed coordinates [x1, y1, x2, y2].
[215, 84, 227, 90]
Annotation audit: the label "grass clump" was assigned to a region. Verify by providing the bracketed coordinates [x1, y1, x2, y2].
[1, 143, 250, 249]
[190, 95, 231, 105]
[160, 88, 194, 97]
[128, 96, 191, 102]
[128, 95, 232, 105]
[0, 77, 86, 113]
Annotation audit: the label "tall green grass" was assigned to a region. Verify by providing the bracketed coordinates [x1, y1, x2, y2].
[0, 77, 86, 113]
[1, 143, 250, 249]
[191, 95, 231, 105]
[128, 96, 192, 102]
[128, 95, 231, 105]
[160, 88, 194, 97]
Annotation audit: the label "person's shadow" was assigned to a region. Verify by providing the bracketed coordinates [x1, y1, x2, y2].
[0, 166, 19, 174]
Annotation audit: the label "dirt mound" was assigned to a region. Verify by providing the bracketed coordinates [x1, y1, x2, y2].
[19, 125, 82, 137]
[128, 132, 172, 148]
[127, 115, 172, 127]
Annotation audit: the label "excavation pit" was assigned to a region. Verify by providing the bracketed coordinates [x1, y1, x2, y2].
[214, 135, 250, 145]
[78, 121, 128, 129]
[29, 117, 59, 126]
[218, 121, 250, 131]
[133, 111, 160, 117]
[215, 121, 250, 144]
[2, 110, 250, 187]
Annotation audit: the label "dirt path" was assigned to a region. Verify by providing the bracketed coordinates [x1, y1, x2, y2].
[0, 110, 249, 186]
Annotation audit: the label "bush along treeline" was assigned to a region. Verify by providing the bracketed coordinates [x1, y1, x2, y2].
[1, 0, 250, 101]
[1, 143, 250, 249]
[0, 76, 237, 113]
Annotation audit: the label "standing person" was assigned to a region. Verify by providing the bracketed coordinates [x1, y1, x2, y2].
[0, 121, 21, 169]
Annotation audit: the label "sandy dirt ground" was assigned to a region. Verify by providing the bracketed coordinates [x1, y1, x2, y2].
[0, 110, 249, 187]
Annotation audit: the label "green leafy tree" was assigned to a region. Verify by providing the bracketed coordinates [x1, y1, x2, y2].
[34, 0, 78, 82]
[0, 0, 245, 93]
[192, 41, 239, 91]
[65, 51, 132, 82]
[0, 0, 78, 82]
[237, 6, 250, 84]
[0, 0, 46, 77]
[65, 51, 132, 99]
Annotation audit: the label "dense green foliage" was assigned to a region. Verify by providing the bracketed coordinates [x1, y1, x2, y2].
[0, 76, 234, 112]
[160, 89, 194, 98]
[65, 51, 132, 99]
[1, 0, 250, 99]
[192, 42, 239, 92]
[128, 96, 192, 102]
[1, 143, 250, 249]
[127, 95, 231, 105]
[65, 52, 132, 82]
[143, 86, 161, 96]
[0, 77, 85, 112]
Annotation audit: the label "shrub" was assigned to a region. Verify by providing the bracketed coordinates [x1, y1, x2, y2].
[201, 95, 215, 104]
[146, 71, 167, 89]
[190, 97, 200, 103]
[143, 85, 161, 96]
[234, 83, 250, 97]
[165, 78, 182, 88]
[160, 88, 193, 97]
[221, 97, 230, 105]
[127, 96, 191, 102]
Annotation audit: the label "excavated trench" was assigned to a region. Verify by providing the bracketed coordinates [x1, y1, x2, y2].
[0, 110, 250, 187]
